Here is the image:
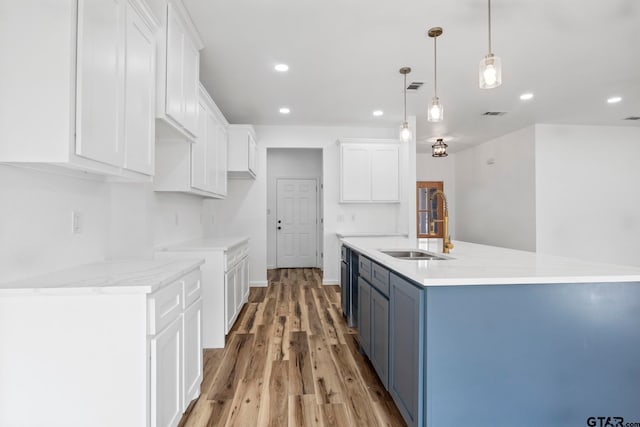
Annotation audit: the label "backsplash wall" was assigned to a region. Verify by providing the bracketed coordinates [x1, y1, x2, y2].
[0, 165, 204, 283]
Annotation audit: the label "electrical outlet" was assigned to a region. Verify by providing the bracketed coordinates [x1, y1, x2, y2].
[71, 211, 82, 234]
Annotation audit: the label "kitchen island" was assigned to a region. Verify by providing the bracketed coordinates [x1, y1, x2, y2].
[340, 237, 640, 427]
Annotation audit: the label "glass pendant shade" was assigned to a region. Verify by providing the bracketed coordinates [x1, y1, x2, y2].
[400, 122, 412, 142]
[432, 138, 448, 157]
[479, 53, 502, 89]
[428, 97, 443, 122]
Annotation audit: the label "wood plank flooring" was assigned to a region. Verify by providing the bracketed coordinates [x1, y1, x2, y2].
[179, 268, 406, 427]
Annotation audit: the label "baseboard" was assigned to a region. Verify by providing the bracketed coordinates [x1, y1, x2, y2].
[266, 264, 276, 269]
[322, 279, 339, 285]
[250, 280, 269, 288]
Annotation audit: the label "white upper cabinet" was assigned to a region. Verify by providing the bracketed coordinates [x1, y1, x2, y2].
[339, 139, 401, 203]
[0, 0, 158, 180]
[227, 125, 258, 179]
[155, 84, 228, 199]
[157, 2, 202, 139]
[124, 0, 156, 175]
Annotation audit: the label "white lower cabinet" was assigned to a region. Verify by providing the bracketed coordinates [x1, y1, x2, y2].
[0, 260, 203, 427]
[183, 299, 203, 407]
[151, 316, 183, 427]
[156, 237, 250, 349]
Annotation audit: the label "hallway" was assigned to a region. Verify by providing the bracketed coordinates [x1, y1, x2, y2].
[179, 268, 406, 426]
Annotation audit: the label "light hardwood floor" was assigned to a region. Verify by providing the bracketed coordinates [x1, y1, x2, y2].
[178, 268, 406, 427]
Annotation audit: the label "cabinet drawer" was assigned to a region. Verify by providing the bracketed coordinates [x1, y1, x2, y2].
[359, 256, 372, 282]
[341, 245, 349, 262]
[148, 280, 183, 335]
[371, 263, 390, 297]
[182, 269, 202, 308]
[226, 243, 248, 270]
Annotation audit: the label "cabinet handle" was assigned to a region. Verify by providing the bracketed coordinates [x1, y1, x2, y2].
[277, 226, 281, 230]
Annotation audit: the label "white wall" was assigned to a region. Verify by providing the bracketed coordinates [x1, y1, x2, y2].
[0, 165, 205, 284]
[416, 152, 456, 237]
[204, 124, 408, 286]
[266, 148, 323, 269]
[454, 126, 537, 251]
[535, 124, 640, 267]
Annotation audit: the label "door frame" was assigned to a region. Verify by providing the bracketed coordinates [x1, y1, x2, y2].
[275, 177, 322, 268]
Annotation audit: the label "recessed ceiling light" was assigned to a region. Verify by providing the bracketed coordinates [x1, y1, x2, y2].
[274, 64, 289, 72]
[607, 96, 622, 104]
[372, 110, 384, 117]
[279, 107, 290, 114]
[520, 93, 534, 100]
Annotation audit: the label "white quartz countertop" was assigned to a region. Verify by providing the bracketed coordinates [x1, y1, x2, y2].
[157, 236, 249, 252]
[340, 237, 640, 286]
[0, 258, 204, 295]
[336, 232, 409, 238]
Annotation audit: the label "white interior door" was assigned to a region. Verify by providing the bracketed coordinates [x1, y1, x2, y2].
[276, 179, 318, 268]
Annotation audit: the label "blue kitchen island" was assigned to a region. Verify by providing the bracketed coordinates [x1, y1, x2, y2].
[340, 237, 640, 427]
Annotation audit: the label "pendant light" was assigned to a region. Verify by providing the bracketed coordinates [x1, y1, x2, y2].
[432, 138, 448, 157]
[427, 27, 444, 122]
[399, 67, 412, 142]
[479, 0, 502, 89]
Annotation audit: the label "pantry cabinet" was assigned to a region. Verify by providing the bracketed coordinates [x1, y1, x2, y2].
[339, 139, 400, 203]
[0, 0, 158, 180]
[156, 1, 202, 139]
[155, 84, 228, 198]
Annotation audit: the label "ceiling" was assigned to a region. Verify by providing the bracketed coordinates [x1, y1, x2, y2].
[184, 0, 640, 152]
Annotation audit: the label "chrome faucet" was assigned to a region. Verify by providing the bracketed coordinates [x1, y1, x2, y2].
[429, 190, 454, 254]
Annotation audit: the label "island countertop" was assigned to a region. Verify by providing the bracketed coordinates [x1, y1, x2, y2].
[340, 236, 640, 286]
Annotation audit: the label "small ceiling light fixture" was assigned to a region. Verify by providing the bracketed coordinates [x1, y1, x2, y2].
[427, 27, 444, 122]
[432, 138, 448, 157]
[607, 96, 622, 104]
[479, 0, 502, 89]
[373, 110, 384, 117]
[399, 67, 412, 142]
[279, 107, 290, 114]
[274, 64, 289, 72]
[520, 92, 534, 100]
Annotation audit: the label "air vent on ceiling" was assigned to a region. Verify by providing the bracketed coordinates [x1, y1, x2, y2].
[623, 116, 640, 121]
[483, 111, 507, 116]
[407, 82, 424, 91]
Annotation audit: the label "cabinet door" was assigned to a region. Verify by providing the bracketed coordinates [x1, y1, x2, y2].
[234, 263, 243, 315]
[183, 299, 202, 406]
[165, 4, 185, 126]
[75, 0, 124, 167]
[181, 37, 199, 137]
[150, 316, 182, 427]
[225, 266, 237, 333]
[191, 102, 208, 191]
[371, 146, 399, 201]
[205, 112, 218, 193]
[215, 124, 228, 196]
[370, 289, 389, 388]
[357, 277, 372, 355]
[123, 1, 155, 175]
[389, 274, 424, 427]
[242, 257, 250, 301]
[341, 261, 349, 318]
[247, 133, 257, 175]
[341, 145, 371, 202]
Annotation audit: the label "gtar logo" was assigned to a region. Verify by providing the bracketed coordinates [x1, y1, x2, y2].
[587, 417, 624, 427]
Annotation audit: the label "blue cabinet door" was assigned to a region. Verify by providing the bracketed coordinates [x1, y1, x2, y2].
[370, 288, 389, 388]
[389, 273, 424, 427]
[357, 277, 372, 355]
[340, 260, 349, 318]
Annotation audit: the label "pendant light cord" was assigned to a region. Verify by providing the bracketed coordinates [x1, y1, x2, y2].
[403, 73, 407, 122]
[488, 0, 492, 54]
[433, 37, 438, 98]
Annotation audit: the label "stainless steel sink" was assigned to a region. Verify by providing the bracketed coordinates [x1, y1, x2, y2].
[379, 249, 450, 261]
